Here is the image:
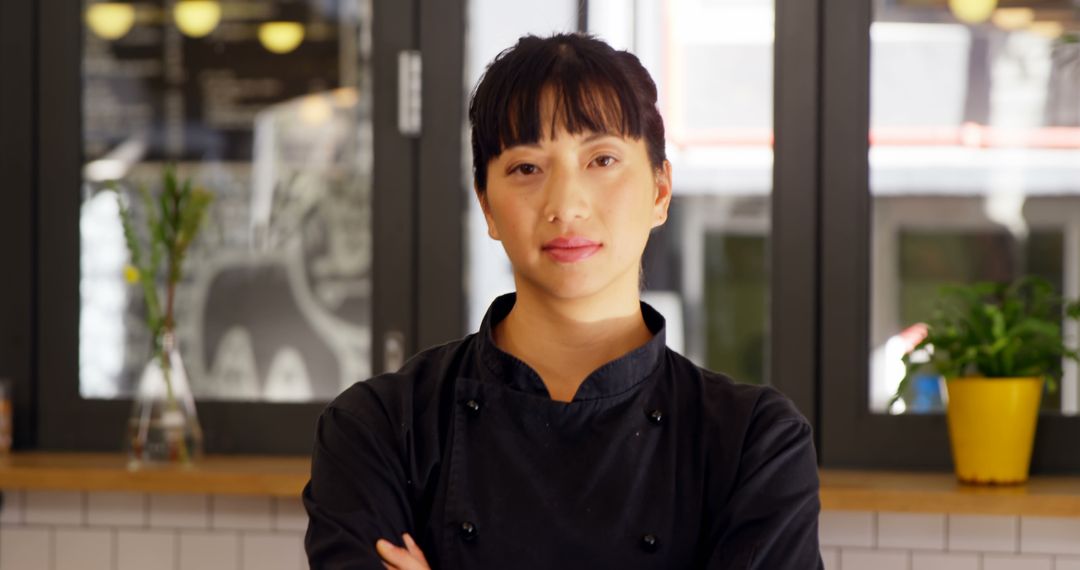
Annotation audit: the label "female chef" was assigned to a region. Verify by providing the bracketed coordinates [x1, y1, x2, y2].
[304, 32, 823, 569]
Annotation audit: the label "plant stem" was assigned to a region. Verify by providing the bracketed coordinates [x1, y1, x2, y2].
[157, 331, 191, 465]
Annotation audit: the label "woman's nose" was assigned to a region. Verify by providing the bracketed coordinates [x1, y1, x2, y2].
[541, 167, 590, 223]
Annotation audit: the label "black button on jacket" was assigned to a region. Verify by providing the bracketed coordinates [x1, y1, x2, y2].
[304, 293, 822, 569]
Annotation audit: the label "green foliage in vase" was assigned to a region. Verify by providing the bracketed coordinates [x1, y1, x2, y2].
[890, 275, 1080, 410]
[110, 165, 214, 347]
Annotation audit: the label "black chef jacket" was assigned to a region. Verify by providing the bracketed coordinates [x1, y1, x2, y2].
[304, 293, 822, 569]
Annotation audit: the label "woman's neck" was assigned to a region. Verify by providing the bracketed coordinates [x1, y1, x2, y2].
[492, 283, 654, 402]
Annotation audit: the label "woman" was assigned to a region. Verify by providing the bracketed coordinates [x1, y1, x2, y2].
[304, 33, 822, 569]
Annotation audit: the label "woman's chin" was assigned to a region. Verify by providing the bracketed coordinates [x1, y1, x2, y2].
[529, 275, 614, 302]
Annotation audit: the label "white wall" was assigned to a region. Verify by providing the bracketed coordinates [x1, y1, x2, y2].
[0, 490, 306, 570]
[6, 491, 1080, 569]
[820, 510, 1080, 569]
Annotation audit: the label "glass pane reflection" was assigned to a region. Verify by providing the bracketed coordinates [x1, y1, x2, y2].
[80, 0, 373, 402]
[868, 1, 1080, 415]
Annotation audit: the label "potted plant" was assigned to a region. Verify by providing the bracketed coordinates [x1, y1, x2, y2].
[891, 275, 1080, 484]
[110, 165, 214, 467]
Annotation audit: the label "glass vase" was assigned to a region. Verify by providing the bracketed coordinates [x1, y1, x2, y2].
[126, 330, 204, 467]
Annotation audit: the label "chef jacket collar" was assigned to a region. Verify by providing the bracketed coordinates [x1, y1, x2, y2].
[475, 292, 667, 401]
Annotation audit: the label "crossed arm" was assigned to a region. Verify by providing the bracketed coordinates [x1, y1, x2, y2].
[304, 388, 821, 569]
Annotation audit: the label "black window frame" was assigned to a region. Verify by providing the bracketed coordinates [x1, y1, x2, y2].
[7, 0, 464, 455]
[0, 0, 37, 453]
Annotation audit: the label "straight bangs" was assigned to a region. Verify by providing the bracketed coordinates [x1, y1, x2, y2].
[469, 33, 666, 190]
[475, 47, 645, 163]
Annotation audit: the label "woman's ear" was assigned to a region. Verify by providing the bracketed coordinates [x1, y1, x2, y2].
[475, 185, 501, 241]
[651, 160, 673, 229]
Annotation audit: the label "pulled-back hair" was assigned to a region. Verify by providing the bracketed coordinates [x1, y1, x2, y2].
[468, 33, 667, 191]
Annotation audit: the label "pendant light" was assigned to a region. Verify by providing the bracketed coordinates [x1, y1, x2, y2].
[258, 22, 305, 53]
[174, 0, 222, 38]
[258, 2, 306, 54]
[86, 2, 136, 40]
[948, 0, 998, 24]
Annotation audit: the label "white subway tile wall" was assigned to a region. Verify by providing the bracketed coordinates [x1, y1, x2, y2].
[0, 491, 306, 570]
[210, 496, 273, 531]
[820, 510, 876, 548]
[25, 491, 84, 526]
[7, 493, 1080, 569]
[948, 514, 1019, 553]
[87, 492, 146, 527]
[178, 532, 240, 570]
[1020, 516, 1080, 556]
[821, 546, 840, 569]
[0, 490, 23, 525]
[242, 532, 307, 570]
[840, 548, 910, 569]
[148, 494, 210, 529]
[116, 529, 176, 570]
[55, 527, 113, 570]
[0, 526, 51, 569]
[982, 554, 1054, 570]
[817, 511, 1080, 570]
[274, 496, 309, 532]
[876, 512, 946, 550]
[911, 551, 979, 570]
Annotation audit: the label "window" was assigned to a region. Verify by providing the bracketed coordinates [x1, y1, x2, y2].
[26, 0, 464, 454]
[822, 0, 1080, 471]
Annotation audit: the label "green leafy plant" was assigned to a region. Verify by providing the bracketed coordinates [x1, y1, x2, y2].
[890, 275, 1080, 411]
[111, 165, 214, 344]
[109, 165, 213, 463]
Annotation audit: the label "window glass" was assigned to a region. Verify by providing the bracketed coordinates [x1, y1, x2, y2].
[868, 0, 1080, 415]
[80, 0, 373, 402]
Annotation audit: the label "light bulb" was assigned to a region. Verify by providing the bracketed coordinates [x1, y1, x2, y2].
[86, 3, 136, 40]
[174, 0, 221, 38]
[948, 0, 998, 24]
[258, 22, 305, 54]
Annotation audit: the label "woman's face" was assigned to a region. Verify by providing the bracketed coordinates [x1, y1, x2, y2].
[477, 98, 672, 304]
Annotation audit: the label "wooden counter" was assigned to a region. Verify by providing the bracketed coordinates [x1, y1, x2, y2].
[2, 455, 1079, 515]
[0, 453, 309, 497]
[820, 469, 1080, 517]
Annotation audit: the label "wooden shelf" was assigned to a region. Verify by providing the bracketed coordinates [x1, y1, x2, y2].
[2, 455, 1079, 514]
[0, 453, 309, 497]
[821, 469, 1080, 517]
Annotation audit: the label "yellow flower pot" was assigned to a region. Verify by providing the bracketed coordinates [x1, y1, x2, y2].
[945, 376, 1043, 485]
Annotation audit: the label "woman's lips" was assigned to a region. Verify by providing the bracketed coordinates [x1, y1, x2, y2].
[542, 237, 602, 263]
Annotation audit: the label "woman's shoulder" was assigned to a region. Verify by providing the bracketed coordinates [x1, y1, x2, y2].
[322, 333, 478, 421]
[664, 347, 809, 429]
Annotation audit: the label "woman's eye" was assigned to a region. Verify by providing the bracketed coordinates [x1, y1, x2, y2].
[510, 163, 539, 176]
[592, 155, 617, 168]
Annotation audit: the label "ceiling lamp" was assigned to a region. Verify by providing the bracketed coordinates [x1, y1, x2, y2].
[258, 21, 305, 54]
[948, 0, 998, 24]
[174, 0, 221, 38]
[85, 2, 136, 40]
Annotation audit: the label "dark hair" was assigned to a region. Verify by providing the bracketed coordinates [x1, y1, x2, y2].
[468, 33, 667, 191]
